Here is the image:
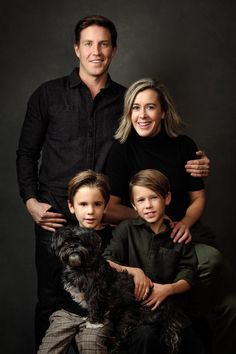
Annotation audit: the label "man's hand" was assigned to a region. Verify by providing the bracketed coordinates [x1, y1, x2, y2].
[185, 150, 210, 177]
[26, 198, 67, 232]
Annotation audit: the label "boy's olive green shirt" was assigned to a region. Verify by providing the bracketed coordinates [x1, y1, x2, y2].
[103, 218, 197, 287]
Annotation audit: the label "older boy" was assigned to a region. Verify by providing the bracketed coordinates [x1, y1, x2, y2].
[104, 169, 205, 354]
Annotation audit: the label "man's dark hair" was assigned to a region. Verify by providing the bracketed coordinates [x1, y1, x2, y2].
[75, 15, 117, 47]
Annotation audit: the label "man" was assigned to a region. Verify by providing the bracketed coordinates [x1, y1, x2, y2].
[16, 15, 209, 349]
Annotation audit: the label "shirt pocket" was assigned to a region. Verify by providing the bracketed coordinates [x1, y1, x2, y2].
[47, 105, 85, 139]
[155, 247, 179, 282]
[96, 107, 121, 136]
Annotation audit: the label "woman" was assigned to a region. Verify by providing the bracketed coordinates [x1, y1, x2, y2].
[104, 78, 236, 354]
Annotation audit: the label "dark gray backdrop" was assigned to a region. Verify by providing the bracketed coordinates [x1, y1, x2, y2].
[1, 0, 235, 352]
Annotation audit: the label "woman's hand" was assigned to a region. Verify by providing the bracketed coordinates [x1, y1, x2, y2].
[170, 221, 192, 244]
[142, 283, 173, 310]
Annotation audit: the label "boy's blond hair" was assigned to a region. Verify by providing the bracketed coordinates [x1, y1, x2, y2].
[129, 169, 170, 203]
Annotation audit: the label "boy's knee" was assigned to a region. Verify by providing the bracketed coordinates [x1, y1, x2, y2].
[192, 244, 236, 312]
[77, 333, 108, 353]
[195, 243, 224, 279]
[76, 323, 112, 353]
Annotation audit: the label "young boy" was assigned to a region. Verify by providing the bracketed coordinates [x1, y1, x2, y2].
[103, 169, 204, 354]
[38, 170, 113, 354]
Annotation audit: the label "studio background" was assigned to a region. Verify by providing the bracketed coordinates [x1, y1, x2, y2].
[1, 0, 235, 352]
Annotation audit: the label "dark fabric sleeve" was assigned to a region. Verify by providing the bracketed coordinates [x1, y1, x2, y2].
[173, 243, 198, 287]
[180, 135, 205, 192]
[103, 141, 129, 199]
[103, 221, 129, 265]
[16, 84, 49, 202]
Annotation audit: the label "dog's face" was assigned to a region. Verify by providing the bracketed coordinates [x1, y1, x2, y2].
[52, 225, 102, 268]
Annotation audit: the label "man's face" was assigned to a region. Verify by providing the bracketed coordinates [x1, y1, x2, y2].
[74, 25, 116, 80]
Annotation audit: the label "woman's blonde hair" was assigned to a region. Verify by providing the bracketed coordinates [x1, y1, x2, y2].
[115, 78, 185, 143]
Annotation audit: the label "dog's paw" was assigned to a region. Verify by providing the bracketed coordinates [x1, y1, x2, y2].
[86, 321, 104, 329]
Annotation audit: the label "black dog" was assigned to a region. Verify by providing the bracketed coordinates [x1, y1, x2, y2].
[52, 225, 187, 353]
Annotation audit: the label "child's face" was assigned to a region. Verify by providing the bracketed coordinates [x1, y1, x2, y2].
[132, 185, 171, 229]
[68, 186, 106, 229]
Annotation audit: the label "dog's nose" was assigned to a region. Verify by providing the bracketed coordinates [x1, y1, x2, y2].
[68, 253, 81, 267]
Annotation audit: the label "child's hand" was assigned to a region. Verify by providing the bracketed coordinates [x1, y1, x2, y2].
[142, 283, 173, 310]
[129, 268, 153, 301]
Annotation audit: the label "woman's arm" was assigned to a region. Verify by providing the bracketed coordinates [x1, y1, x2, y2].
[104, 195, 137, 224]
[181, 189, 206, 227]
[171, 189, 206, 242]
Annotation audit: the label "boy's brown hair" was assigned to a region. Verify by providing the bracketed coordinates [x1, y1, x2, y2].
[68, 169, 110, 206]
[129, 169, 170, 203]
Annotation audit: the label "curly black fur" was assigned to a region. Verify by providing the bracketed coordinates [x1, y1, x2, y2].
[52, 225, 187, 353]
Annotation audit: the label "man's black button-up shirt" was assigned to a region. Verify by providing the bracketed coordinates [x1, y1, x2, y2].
[16, 69, 126, 208]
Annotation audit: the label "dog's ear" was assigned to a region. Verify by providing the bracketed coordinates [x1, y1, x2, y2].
[51, 228, 63, 255]
[51, 225, 74, 255]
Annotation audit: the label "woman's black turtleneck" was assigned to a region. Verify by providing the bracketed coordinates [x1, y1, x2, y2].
[104, 127, 204, 221]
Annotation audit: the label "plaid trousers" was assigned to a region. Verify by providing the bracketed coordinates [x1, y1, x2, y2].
[38, 309, 113, 354]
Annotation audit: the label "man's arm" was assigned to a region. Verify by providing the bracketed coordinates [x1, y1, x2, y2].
[16, 86, 48, 202]
[104, 195, 137, 224]
[185, 150, 210, 177]
[17, 86, 67, 231]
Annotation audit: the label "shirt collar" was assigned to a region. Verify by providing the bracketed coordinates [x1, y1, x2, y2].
[68, 68, 115, 92]
[69, 68, 82, 88]
[133, 217, 172, 234]
[132, 217, 147, 226]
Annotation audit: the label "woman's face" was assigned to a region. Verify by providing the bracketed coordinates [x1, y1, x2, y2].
[131, 89, 164, 137]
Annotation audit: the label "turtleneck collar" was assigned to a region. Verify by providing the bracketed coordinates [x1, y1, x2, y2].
[130, 123, 168, 144]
